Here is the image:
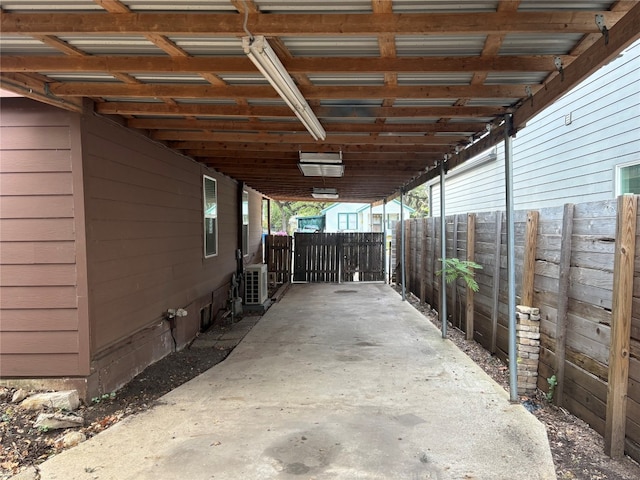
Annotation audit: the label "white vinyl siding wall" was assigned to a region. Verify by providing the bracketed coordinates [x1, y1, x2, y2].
[430, 39, 640, 215]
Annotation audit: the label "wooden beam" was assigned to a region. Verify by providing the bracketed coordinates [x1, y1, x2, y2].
[171, 141, 450, 154]
[604, 195, 637, 458]
[48, 82, 534, 99]
[520, 210, 539, 306]
[127, 117, 483, 133]
[0, 72, 84, 113]
[0, 54, 574, 74]
[466, 212, 476, 341]
[153, 131, 466, 145]
[554, 203, 574, 408]
[97, 102, 506, 118]
[1, 11, 624, 35]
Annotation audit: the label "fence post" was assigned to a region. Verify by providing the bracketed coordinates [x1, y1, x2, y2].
[491, 211, 502, 354]
[521, 210, 539, 306]
[466, 213, 476, 340]
[604, 195, 637, 458]
[555, 203, 574, 407]
[452, 215, 459, 328]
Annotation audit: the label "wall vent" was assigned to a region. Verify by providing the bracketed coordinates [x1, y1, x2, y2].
[245, 264, 268, 305]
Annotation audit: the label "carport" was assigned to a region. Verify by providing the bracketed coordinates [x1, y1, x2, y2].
[1, 0, 639, 468]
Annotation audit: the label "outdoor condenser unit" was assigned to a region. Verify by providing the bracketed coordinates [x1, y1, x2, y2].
[245, 264, 268, 305]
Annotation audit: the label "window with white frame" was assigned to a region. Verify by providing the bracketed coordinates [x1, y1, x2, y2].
[616, 161, 640, 195]
[242, 190, 249, 256]
[203, 176, 218, 257]
[338, 212, 357, 230]
[386, 213, 400, 230]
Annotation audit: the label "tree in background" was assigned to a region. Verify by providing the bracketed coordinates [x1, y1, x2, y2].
[404, 184, 429, 218]
[266, 201, 332, 234]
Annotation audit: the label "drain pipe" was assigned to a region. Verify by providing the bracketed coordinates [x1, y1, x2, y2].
[504, 114, 518, 403]
[440, 157, 448, 338]
[400, 189, 406, 301]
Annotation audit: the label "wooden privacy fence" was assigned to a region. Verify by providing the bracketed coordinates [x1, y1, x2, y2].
[397, 196, 640, 461]
[293, 232, 385, 283]
[265, 235, 292, 283]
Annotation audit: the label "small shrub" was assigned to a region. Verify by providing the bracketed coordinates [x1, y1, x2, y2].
[436, 258, 483, 292]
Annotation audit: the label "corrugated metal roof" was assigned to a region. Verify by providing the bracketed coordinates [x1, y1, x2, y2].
[168, 37, 243, 56]
[499, 34, 585, 56]
[0, 1, 100, 12]
[397, 73, 474, 86]
[0, 35, 62, 54]
[130, 73, 209, 84]
[282, 37, 380, 57]
[466, 98, 519, 107]
[392, 0, 500, 13]
[43, 73, 118, 82]
[254, 0, 372, 14]
[122, 1, 236, 12]
[518, 1, 614, 11]
[393, 99, 457, 107]
[219, 74, 269, 85]
[307, 74, 385, 86]
[57, 36, 162, 55]
[396, 35, 487, 57]
[484, 72, 548, 85]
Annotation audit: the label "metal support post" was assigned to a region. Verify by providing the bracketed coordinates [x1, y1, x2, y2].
[440, 158, 447, 338]
[383, 199, 387, 284]
[504, 114, 518, 403]
[400, 189, 406, 301]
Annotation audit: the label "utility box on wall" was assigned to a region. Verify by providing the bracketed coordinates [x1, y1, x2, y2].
[245, 264, 268, 305]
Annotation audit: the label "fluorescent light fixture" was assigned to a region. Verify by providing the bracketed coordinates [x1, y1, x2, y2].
[312, 188, 339, 200]
[299, 151, 344, 177]
[243, 35, 326, 141]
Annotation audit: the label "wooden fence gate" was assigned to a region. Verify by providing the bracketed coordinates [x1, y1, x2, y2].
[293, 232, 385, 283]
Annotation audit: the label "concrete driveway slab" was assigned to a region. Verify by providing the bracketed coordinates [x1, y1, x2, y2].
[25, 283, 556, 480]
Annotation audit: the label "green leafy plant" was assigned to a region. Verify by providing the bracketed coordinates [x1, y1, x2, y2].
[91, 392, 116, 404]
[546, 374, 558, 402]
[436, 258, 483, 292]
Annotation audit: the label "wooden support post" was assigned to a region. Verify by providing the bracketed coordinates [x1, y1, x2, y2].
[555, 203, 574, 407]
[466, 213, 476, 341]
[405, 220, 412, 291]
[521, 210, 539, 307]
[604, 195, 638, 458]
[452, 215, 459, 328]
[491, 210, 502, 354]
[430, 217, 437, 305]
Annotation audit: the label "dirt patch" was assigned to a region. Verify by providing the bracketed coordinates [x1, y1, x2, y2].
[399, 289, 640, 480]
[0, 316, 256, 479]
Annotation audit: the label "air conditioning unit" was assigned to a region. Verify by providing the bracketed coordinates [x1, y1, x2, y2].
[245, 264, 268, 305]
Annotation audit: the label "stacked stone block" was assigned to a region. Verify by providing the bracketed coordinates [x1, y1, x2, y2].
[516, 305, 541, 396]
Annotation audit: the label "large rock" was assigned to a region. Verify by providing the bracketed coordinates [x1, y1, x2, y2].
[34, 412, 84, 430]
[20, 390, 80, 411]
[11, 388, 28, 403]
[54, 431, 87, 449]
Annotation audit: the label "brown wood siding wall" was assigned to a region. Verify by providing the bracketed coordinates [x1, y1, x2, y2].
[80, 112, 251, 354]
[0, 98, 85, 376]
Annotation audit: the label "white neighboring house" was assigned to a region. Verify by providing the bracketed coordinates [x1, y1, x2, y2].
[428, 38, 640, 215]
[322, 200, 415, 234]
